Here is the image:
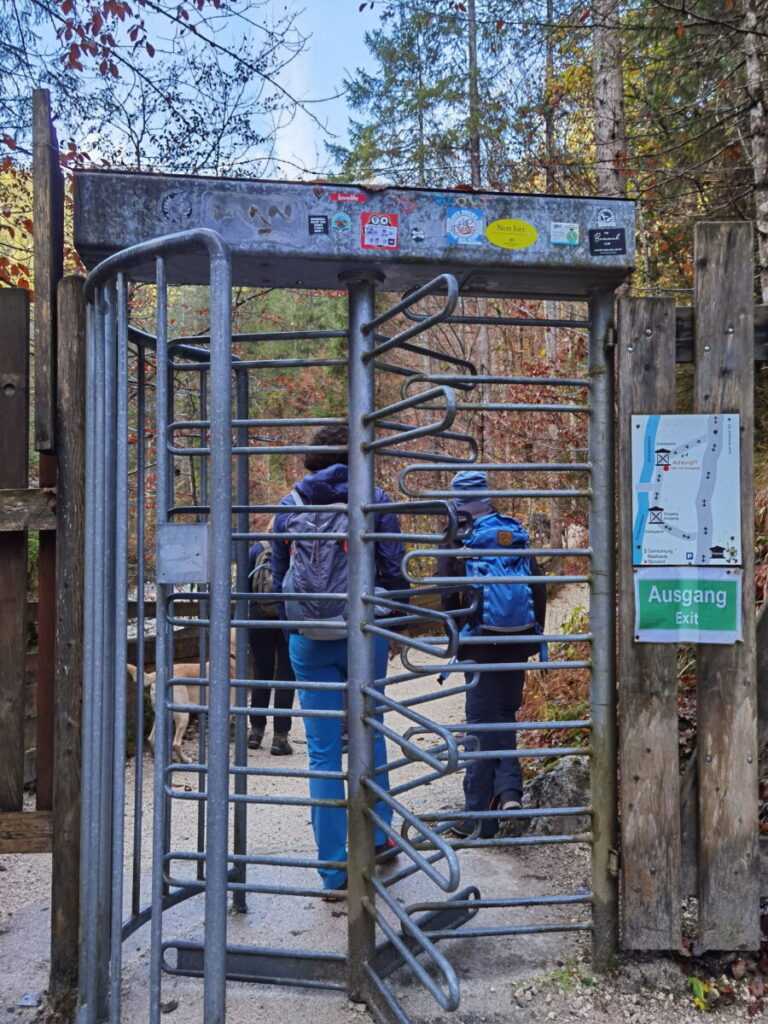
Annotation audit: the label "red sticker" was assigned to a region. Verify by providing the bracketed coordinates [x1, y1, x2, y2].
[330, 191, 366, 202]
[361, 212, 399, 250]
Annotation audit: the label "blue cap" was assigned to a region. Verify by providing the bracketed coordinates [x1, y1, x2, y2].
[451, 469, 488, 504]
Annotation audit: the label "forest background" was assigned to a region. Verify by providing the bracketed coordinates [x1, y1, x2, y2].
[2, 0, 768, 733]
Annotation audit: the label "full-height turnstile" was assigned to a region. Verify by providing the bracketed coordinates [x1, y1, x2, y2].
[74, 174, 634, 1024]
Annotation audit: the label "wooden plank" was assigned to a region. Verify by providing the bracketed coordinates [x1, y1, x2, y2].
[616, 296, 681, 948]
[32, 90, 62, 807]
[50, 277, 86, 1006]
[35, 466, 56, 809]
[693, 221, 759, 948]
[675, 305, 768, 362]
[0, 290, 30, 812]
[32, 88, 64, 452]
[0, 487, 57, 530]
[0, 811, 53, 853]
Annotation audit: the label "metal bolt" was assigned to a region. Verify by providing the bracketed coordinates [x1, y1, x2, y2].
[747, 756, 753, 763]
[705, 754, 712, 762]
[627, 345, 634, 352]
[644, 328, 652, 337]
[726, 326, 734, 334]
[703, 345, 710, 352]
[3, 382, 15, 396]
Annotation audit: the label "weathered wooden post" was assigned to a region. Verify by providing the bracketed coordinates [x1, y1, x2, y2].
[693, 221, 758, 948]
[50, 276, 87, 1012]
[617, 296, 682, 948]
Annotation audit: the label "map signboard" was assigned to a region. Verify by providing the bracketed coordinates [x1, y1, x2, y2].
[631, 413, 741, 567]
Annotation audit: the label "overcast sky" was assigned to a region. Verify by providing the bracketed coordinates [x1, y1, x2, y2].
[272, 0, 377, 177]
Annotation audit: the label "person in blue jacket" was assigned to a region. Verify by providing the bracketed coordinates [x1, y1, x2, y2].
[271, 424, 407, 898]
[438, 469, 546, 839]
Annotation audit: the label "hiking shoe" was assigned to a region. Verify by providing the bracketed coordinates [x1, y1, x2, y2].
[374, 836, 401, 861]
[270, 734, 293, 756]
[446, 819, 478, 839]
[497, 797, 524, 838]
[248, 729, 264, 750]
[321, 878, 348, 903]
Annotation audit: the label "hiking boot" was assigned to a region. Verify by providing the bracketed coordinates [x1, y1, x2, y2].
[247, 728, 264, 750]
[374, 836, 401, 861]
[270, 733, 293, 756]
[321, 877, 348, 903]
[496, 791, 524, 838]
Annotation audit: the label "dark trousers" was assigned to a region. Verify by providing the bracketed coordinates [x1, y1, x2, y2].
[247, 620, 295, 735]
[462, 638, 537, 833]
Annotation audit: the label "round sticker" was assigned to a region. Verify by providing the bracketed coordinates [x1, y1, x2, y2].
[331, 212, 352, 232]
[485, 219, 538, 250]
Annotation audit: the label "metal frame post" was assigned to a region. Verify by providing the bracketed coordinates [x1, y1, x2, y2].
[588, 288, 619, 968]
[202, 243, 233, 1022]
[345, 275, 379, 1000]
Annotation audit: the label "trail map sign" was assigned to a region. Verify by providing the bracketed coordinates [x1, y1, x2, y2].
[634, 567, 742, 644]
[631, 413, 741, 567]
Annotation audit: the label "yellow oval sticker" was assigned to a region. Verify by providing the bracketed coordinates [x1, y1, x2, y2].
[485, 219, 538, 250]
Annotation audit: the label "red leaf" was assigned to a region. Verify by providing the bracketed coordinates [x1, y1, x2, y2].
[676, 23, 684, 35]
[495, 18, 504, 30]
[146, 42, 155, 56]
[1, 134, 17, 149]
[750, 977, 766, 999]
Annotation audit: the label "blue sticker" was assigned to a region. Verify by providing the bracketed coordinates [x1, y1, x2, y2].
[330, 212, 352, 232]
[446, 207, 484, 246]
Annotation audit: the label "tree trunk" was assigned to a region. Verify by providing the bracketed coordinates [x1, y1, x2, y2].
[592, 0, 627, 197]
[467, 0, 481, 188]
[744, 0, 768, 301]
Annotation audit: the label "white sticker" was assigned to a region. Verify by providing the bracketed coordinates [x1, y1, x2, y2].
[595, 208, 616, 227]
[550, 222, 580, 246]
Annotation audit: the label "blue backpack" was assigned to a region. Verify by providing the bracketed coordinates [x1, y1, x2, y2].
[463, 512, 537, 633]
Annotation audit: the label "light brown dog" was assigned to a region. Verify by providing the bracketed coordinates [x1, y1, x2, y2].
[144, 633, 246, 763]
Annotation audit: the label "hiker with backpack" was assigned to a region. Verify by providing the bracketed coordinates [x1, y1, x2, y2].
[271, 424, 408, 898]
[438, 469, 547, 840]
[247, 517, 295, 755]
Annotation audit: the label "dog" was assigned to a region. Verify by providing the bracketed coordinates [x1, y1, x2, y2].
[143, 635, 246, 763]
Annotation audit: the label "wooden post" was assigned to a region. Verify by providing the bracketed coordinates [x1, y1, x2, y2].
[0, 290, 30, 811]
[50, 277, 86, 1010]
[616, 297, 681, 948]
[32, 88, 64, 452]
[33, 88, 64, 811]
[693, 221, 759, 948]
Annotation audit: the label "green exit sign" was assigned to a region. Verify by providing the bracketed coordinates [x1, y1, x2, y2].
[634, 568, 742, 644]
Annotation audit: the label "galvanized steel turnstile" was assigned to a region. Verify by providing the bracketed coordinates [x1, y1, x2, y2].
[75, 174, 634, 1024]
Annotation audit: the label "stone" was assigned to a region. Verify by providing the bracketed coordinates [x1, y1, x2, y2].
[523, 755, 591, 836]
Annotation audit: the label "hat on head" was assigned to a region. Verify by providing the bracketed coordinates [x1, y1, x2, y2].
[450, 469, 488, 505]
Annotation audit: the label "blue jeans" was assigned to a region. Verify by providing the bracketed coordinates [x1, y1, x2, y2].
[288, 633, 392, 890]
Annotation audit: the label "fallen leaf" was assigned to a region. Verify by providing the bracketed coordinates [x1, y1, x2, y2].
[732, 958, 747, 979]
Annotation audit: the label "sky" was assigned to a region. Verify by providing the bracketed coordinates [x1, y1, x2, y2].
[271, 0, 379, 177]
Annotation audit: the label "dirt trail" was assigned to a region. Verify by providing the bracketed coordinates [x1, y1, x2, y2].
[0, 585, 754, 1022]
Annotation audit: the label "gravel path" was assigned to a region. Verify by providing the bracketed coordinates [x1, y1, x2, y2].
[1, 586, 761, 1022]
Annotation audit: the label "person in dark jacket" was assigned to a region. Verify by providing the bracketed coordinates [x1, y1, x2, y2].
[438, 469, 546, 839]
[271, 424, 408, 897]
[247, 522, 295, 755]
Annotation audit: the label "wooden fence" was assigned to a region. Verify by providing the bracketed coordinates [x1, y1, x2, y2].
[618, 221, 760, 950]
